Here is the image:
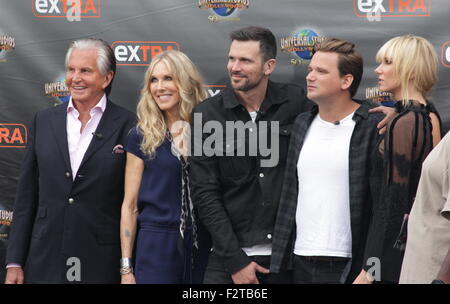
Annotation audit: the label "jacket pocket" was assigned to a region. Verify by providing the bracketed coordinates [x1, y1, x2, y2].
[219, 138, 253, 178]
[275, 123, 292, 165]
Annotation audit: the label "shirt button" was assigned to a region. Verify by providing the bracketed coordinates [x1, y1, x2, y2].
[68, 198, 74, 204]
[65, 172, 71, 178]
[267, 234, 272, 240]
[259, 173, 264, 178]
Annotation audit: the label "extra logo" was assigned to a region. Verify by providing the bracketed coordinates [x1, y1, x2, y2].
[112, 41, 180, 66]
[365, 87, 394, 106]
[0, 34, 15, 63]
[32, 0, 100, 18]
[0, 124, 28, 148]
[45, 75, 71, 105]
[198, 0, 249, 22]
[280, 29, 326, 66]
[442, 41, 450, 68]
[354, 0, 431, 18]
[205, 85, 226, 98]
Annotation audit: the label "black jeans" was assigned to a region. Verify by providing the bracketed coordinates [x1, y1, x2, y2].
[203, 252, 292, 284]
[293, 255, 350, 284]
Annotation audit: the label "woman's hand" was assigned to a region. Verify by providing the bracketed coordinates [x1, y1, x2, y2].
[121, 273, 137, 284]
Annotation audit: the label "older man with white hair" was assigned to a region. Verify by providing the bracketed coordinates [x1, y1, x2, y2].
[5, 38, 135, 284]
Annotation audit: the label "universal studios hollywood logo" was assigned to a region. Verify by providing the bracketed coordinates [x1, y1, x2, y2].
[198, 0, 249, 22]
[280, 29, 327, 66]
[0, 34, 16, 62]
[0, 209, 13, 227]
[45, 75, 70, 105]
[366, 86, 394, 106]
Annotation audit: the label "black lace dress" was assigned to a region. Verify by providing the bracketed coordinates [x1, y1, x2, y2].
[363, 101, 441, 283]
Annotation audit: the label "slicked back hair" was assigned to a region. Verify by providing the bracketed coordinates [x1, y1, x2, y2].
[65, 38, 116, 96]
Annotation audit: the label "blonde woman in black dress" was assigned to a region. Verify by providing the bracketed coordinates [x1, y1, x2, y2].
[354, 35, 442, 284]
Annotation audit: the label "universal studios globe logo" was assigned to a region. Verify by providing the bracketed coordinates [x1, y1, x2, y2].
[45, 75, 70, 105]
[366, 86, 394, 107]
[281, 29, 326, 65]
[198, 0, 249, 22]
[0, 34, 15, 63]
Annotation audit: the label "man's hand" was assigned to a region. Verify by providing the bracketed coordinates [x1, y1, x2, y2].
[369, 106, 396, 135]
[231, 261, 270, 284]
[120, 273, 136, 284]
[5, 267, 24, 284]
[353, 269, 374, 284]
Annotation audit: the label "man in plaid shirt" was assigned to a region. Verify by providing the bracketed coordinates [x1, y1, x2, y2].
[270, 38, 384, 283]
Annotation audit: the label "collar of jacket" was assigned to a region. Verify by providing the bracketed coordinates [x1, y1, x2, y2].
[222, 80, 288, 109]
[307, 98, 371, 121]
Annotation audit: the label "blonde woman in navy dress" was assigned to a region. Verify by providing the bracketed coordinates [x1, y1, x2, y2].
[119, 50, 210, 284]
[354, 35, 442, 284]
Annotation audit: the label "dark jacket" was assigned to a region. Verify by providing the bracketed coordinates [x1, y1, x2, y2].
[189, 80, 313, 274]
[6, 100, 135, 283]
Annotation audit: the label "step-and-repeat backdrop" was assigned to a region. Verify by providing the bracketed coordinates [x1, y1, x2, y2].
[1, 0, 449, 281]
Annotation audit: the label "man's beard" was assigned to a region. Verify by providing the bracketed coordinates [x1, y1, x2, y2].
[229, 72, 264, 92]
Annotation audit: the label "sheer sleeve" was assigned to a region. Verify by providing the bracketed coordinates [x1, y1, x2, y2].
[384, 110, 433, 249]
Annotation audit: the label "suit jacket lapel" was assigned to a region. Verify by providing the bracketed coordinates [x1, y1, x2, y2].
[51, 103, 72, 173]
[77, 99, 120, 170]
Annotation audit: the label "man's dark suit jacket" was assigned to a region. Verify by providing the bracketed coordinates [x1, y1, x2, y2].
[6, 99, 135, 283]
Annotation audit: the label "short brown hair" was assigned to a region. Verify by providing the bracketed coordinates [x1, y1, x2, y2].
[230, 26, 277, 61]
[313, 38, 363, 97]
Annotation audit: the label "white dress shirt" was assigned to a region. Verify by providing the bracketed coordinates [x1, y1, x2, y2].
[66, 94, 107, 179]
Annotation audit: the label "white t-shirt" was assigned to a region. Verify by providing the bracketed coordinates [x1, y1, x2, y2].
[249, 111, 257, 122]
[294, 112, 355, 258]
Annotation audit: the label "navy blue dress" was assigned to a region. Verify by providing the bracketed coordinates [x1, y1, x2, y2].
[125, 127, 210, 284]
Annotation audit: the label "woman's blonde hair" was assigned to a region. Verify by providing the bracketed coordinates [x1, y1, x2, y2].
[376, 35, 438, 105]
[136, 50, 206, 157]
